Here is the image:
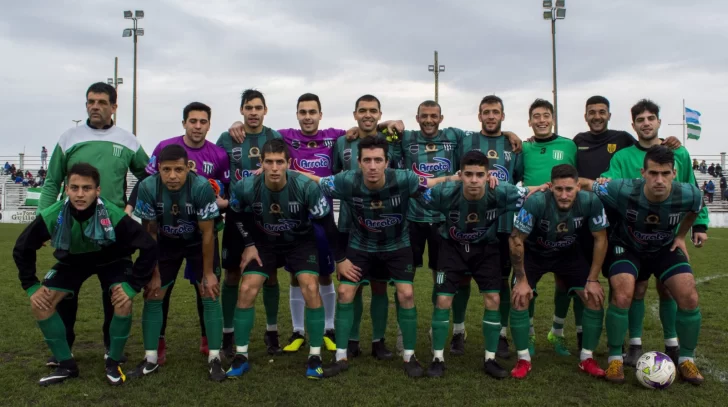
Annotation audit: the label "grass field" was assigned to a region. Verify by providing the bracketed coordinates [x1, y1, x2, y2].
[1, 224, 727, 406]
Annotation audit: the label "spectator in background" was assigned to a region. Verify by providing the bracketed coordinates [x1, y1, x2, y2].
[706, 180, 716, 203]
[37, 167, 46, 178]
[25, 170, 32, 179]
[708, 163, 715, 177]
[14, 173, 23, 184]
[40, 146, 48, 167]
[699, 160, 707, 173]
[10, 164, 16, 175]
[3, 162, 10, 174]
[693, 159, 699, 170]
[717, 163, 723, 177]
[721, 176, 727, 201]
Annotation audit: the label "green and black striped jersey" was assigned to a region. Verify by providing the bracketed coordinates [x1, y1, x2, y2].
[216, 127, 282, 186]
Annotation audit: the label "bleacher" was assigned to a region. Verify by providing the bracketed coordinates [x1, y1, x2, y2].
[694, 170, 727, 212]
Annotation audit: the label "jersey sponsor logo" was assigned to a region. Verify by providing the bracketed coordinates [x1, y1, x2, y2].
[148, 155, 157, 168]
[320, 176, 336, 193]
[466, 213, 479, 223]
[202, 161, 214, 174]
[556, 222, 569, 232]
[44, 269, 57, 281]
[645, 214, 660, 225]
[252, 202, 263, 215]
[539, 219, 550, 232]
[198, 202, 218, 219]
[628, 227, 672, 245]
[443, 142, 454, 151]
[515, 208, 533, 226]
[232, 147, 243, 162]
[371, 200, 384, 209]
[134, 201, 156, 219]
[270, 203, 282, 214]
[291, 139, 301, 150]
[553, 150, 564, 160]
[249, 147, 261, 159]
[162, 219, 196, 236]
[412, 157, 452, 177]
[487, 150, 499, 159]
[614, 246, 625, 255]
[449, 211, 460, 223]
[189, 161, 198, 172]
[256, 219, 302, 236]
[307, 140, 318, 149]
[292, 154, 331, 173]
[390, 195, 401, 207]
[436, 271, 445, 285]
[289, 201, 301, 214]
[421, 188, 433, 203]
[592, 210, 608, 227]
[112, 144, 123, 157]
[357, 214, 403, 232]
[425, 143, 438, 153]
[537, 235, 576, 249]
[310, 196, 329, 218]
[100, 217, 112, 232]
[343, 148, 352, 162]
[573, 217, 583, 229]
[449, 226, 487, 242]
[224, 170, 230, 180]
[504, 151, 512, 162]
[171, 204, 180, 216]
[234, 169, 257, 180]
[668, 213, 682, 226]
[408, 144, 419, 154]
[491, 164, 510, 181]
[626, 209, 638, 223]
[607, 143, 617, 154]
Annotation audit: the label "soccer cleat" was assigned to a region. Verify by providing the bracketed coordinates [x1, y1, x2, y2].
[579, 358, 606, 377]
[484, 359, 509, 379]
[46, 356, 60, 368]
[39, 364, 80, 387]
[604, 360, 625, 384]
[283, 331, 306, 353]
[496, 336, 510, 359]
[347, 340, 361, 358]
[547, 332, 571, 356]
[264, 331, 283, 355]
[528, 335, 536, 356]
[199, 336, 209, 356]
[157, 337, 167, 366]
[104, 349, 128, 364]
[323, 359, 349, 378]
[427, 358, 446, 378]
[577, 331, 583, 352]
[372, 339, 393, 361]
[323, 330, 336, 352]
[222, 333, 235, 361]
[623, 344, 643, 368]
[306, 356, 324, 379]
[678, 360, 704, 385]
[208, 358, 227, 382]
[665, 346, 680, 365]
[226, 354, 250, 378]
[403, 356, 424, 378]
[126, 358, 160, 379]
[450, 332, 466, 356]
[511, 359, 532, 379]
[105, 361, 126, 386]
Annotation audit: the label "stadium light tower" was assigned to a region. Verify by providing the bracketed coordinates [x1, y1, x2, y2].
[543, 0, 566, 134]
[428, 50, 446, 103]
[123, 10, 144, 136]
[107, 56, 124, 124]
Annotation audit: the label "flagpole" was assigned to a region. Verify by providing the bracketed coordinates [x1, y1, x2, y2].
[682, 98, 687, 145]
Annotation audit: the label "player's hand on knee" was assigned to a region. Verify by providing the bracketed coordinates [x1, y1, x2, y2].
[240, 246, 263, 271]
[336, 259, 362, 282]
[202, 273, 220, 299]
[584, 281, 604, 306]
[144, 275, 162, 300]
[670, 237, 690, 261]
[111, 285, 132, 308]
[228, 121, 246, 143]
[30, 286, 53, 310]
[511, 279, 533, 309]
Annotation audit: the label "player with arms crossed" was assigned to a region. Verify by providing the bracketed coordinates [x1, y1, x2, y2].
[580, 145, 705, 384]
[128, 145, 225, 382]
[510, 164, 609, 379]
[14, 163, 157, 386]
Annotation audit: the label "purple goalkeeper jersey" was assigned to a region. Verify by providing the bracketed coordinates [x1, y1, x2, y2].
[146, 136, 230, 183]
[279, 128, 346, 177]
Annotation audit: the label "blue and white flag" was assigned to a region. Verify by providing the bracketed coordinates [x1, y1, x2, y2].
[685, 107, 701, 125]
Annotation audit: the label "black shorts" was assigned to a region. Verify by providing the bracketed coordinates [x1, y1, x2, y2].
[344, 246, 414, 286]
[605, 244, 692, 283]
[525, 250, 589, 296]
[497, 232, 512, 279]
[42, 259, 132, 298]
[221, 210, 246, 270]
[159, 239, 221, 287]
[243, 239, 319, 280]
[409, 222, 442, 271]
[435, 239, 501, 295]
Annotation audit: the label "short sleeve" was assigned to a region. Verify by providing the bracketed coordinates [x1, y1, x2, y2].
[403, 170, 426, 196]
[193, 179, 220, 221]
[513, 193, 542, 235]
[689, 184, 704, 213]
[133, 179, 157, 220]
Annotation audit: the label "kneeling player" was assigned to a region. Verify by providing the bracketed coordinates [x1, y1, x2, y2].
[13, 163, 157, 386]
[510, 164, 609, 379]
[225, 139, 339, 379]
[424, 151, 529, 378]
[128, 145, 225, 382]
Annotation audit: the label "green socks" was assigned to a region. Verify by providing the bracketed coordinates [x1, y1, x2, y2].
[499, 279, 511, 328]
[552, 286, 571, 332]
[452, 284, 471, 325]
[676, 307, 701, 359]
[398, 306, 418, 350]
[262, 283, 280, 328]
[335, 302, 355, 349]
[483, 309, 501, 354]
[528, 297, 535, 319]
[37, 312, 73, 362]
[660, 299, 678, 341]
[108, 314, 132, 362]
[510, 309, 530, 352]
[573, 296, 584, 330]
[233, 307, 255, 349]
[202, 297, 223, 350]
[142, 300, 163, 351]
[606, 305, 629, 357]
[581, 308, 604, 351]
[350, 290, 363, 341]
[431, 307, 450, 352]
[305, 307, 325, 349]
[371, 294, 389, 341]
[628, 298, 645, 340]
[222, 283, 239, 330]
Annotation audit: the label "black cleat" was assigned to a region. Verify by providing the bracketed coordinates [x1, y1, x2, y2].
[222, 332, 235, 360]
[105, 359, 126, 386]
[496, 336, 511, 359]
[577, 331, 583, 352]
[126, 358, 160, 379]
[371, 339, 393, 360]
[104, 349, 127, 364]
[484, 359, 508, 379]
[208, 358, 227, 382]
[347, 340, 362, 358]
[46, 356, 60, 368]
[264, 330, 283, 356]
[403, 356, 424, 378]
[323, 360, 349, 378]
[39, 360, 79, 387]
[450, 332, 466, 356]
[666, 346, 680, 365]
[623, 344, 643, 368]
[427, 358, 446, 378]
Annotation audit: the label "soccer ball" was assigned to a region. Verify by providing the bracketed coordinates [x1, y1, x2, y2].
[635, 351, 676, 389]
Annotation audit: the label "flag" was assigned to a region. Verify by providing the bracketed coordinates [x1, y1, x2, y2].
[685, 107, 701, 125]
[24, 188, 41, 206]
[687, 124, 701, 140]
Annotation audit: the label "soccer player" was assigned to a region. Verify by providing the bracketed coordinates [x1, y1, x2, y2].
[38, 82, 149, 367]
[307, 137, 456, 378]
[581, 145, 705, 384]
[216, 89, 284, 356]
[14, 163, 157, 386]
[128, 144, 225, 382]
[225, 138, 338, 379]
[509, 164, 609, 379]
[424, 151, 528, 378]
[126, 102, 230, 363]
[599, 99, 709, 366]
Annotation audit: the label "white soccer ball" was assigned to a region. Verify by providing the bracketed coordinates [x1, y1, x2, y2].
[635, 351, 676, 389]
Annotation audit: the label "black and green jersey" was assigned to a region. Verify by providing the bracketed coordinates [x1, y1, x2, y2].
[320, 169, 424, 252]
[398, 128, 465, 223]
[592, 178, 703, 253]
[134, 172, 219, 242]
[514, 191, 608, 257]
[426, 182, 528, 244]
[521, 134, 577, 186]
[216, 127, 282, 186]
[229, 170, 330, 245]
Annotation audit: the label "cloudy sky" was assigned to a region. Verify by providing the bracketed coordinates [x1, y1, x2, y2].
[2, 0, 727, 165]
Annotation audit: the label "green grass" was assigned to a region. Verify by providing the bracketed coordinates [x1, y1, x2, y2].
[1, 224, 728, 406]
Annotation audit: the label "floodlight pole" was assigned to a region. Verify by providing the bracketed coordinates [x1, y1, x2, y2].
[551, 17, 558, 134]
[132, 18, 138, 136]
[428, 51, 445, 103]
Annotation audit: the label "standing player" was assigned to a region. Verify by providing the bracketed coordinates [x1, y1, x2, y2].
[424, 151, 528, 378]
[216, 89, 284, 355]
[599, 99, 708, 365]
[509, 164, 609, 379]
[15, 163, 157, 386]
[39, 82, 149, 366]
[225, 139, 339, 379]
[581, 146, 705, 384]
[128, 145, 225, 382]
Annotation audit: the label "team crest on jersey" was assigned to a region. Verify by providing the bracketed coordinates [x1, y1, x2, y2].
[390, 195, 401, 207]
[252, 202, 263, 215]
[185, 203, 195, 215]
[289, 201, 300, 214]
[249, 147, 261, 159]
[466, 213, 479, 223]
[668, 213, 682, 226]
[645, 214, 660, 225]
[231, 147, 243, 162]
[408, 144, 419, 155]
[353, 197, 364, 209]
[156, 202, 164, 215]
[202, 161, 214, 174]
[343, 148, 352, 162]
[270, 203, 282, 214]
[425, 143, 437, 152]
[307, 140, 318, 149]
[291, 139, 301, 150]
[171, 204, 180, 216]
[573, 217, 583, 229]
[112, 144, 123, 157]
[626, 209, 638, 223]
[556, 222, 568, 232]
[449, 211, 460, 223]
[607, 144, 617, 154]
[504, 151, 512, 162]
[412, 157, 452, 178]
[292, 154, 331, 174]
[553, 150, 564, 160]
[371, 200, 384, 209]
[539, 220, 550, 232]
[487, 150, 499, 159]
[485, 209, 498, 221]
[491, 164, 510, 181]
[357, 214, 403, 232]
[324, 139, 335, 148]
[443, 142, 454, 151]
